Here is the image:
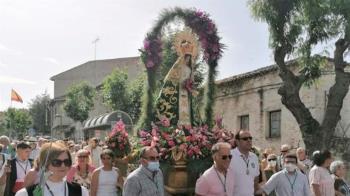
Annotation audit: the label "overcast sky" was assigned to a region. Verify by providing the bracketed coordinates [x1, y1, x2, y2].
[0, 0, 273, 111]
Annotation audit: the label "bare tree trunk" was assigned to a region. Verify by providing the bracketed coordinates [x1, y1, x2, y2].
[321, 38, 350, 147]
[274, 48, 323, 153]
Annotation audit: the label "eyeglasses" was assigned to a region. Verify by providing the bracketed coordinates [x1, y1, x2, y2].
[281, 150, 288, 153]
[240, 137, 253, 141]
[51, 159, 72, 167]
[268, 158, 277, 162]
[221, 155, 232, 160]
[145, 156, 160, 161]
[78, 155, 88, 159]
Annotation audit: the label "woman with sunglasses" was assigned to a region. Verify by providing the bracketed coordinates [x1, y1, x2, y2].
[66, 149, 95, 190]
[90, 149, 123, 196]
[15, 142, 89, 196]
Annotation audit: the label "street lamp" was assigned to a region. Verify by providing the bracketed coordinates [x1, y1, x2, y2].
[55, 114, 62, 139]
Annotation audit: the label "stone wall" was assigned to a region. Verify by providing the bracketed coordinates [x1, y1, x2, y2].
[214, 61, 350, 154]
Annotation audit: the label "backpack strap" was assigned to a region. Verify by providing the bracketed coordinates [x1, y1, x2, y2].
[67, 182, 82, 196]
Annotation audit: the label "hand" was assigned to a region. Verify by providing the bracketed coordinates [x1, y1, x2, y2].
[4, 165, 11, 173]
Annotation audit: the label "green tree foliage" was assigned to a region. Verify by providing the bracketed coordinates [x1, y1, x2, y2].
[128, 74, 147, 123]
[102, 69, 146, 123]
[4, 108, 32, 138]
[249, 0, 350, 152]
[29, 91, 51, 135]
[64, 82, 95, 123]
[102, 69, 129, 112]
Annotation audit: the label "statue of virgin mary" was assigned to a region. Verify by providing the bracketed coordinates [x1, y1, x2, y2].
[155, 30, 199, 126]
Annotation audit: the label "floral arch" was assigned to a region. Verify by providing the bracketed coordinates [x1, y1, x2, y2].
[138, 7, 224, 129]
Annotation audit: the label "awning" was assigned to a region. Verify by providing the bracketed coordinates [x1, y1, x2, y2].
[82, 110, 133, 131]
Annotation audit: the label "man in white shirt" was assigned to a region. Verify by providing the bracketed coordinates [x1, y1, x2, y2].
[84, 137, 102, 167]
[230, 130, 260, 196]
[5, 142, 33, 196]
[256, 153, 311, 196]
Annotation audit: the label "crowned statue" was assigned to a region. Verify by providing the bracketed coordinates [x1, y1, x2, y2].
[155, 30, 199, 126]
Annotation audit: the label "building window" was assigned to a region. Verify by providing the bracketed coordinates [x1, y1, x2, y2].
[269, 110, 281, 138]
[240, 115, 249, 130]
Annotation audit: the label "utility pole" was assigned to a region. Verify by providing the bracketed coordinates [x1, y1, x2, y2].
[92, 37, 100, 61]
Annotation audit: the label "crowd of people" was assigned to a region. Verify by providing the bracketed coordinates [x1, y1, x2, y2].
[0, 130, 347, 196]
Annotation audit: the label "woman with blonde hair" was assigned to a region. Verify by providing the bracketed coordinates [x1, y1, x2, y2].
[66, 149, 95, 190]
[15, 142, 89, 196]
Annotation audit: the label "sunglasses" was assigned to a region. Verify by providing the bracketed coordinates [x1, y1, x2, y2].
[221, 155, 232, 160]
[51, 159, 72, 167]
[268, 158, 277, 161]
[145, 156, 160, 161]
[281, 150, 288, 153]
[240, 136, 253, 141]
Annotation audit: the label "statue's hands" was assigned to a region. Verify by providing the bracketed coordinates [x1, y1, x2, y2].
[192, 90, 199, 97]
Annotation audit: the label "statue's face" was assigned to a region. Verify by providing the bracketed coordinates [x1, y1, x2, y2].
[180, 40, 194, 56]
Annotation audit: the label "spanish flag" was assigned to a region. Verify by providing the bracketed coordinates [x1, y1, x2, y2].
[11, 89, 23, 103]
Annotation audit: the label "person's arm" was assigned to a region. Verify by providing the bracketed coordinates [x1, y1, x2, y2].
[23, 170, 35, 187]
[0, 164, 10, 185]
[312, 184, 322, 196]
[256, 172, 278, 195]
[90, 169, 99, 196]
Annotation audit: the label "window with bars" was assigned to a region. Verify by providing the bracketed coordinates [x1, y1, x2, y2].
[269, 110, 281, 138]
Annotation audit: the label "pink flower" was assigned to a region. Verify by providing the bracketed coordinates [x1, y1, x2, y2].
[168, 140, 175, 147]
[160, 117, 171, 127]
[192, 146, 200, 154]
[144, 39, 150, 50]
[146, 60, 155, 68]
[179, 143, 187, 151]
[139, 130, 148, 137]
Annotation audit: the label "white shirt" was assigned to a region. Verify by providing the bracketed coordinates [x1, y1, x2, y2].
[263, 169, 311, 196]
[97, 167, 118, 196]
[230, 148, 260, 196]
[15, 179, 89, 196]
[16, 159, 32, 182]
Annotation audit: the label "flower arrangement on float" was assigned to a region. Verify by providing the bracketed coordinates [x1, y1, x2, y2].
[138, 116, 234, 161]
[106, 120, 131, 158]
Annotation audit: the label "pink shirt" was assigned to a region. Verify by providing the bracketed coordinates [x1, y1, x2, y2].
[309, 165, 335, 196]
[195, 166, 234, 196]
[66, 164, 95, 182]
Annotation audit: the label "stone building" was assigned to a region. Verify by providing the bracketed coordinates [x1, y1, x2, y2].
[49, 56, 144, 140]
[214, 59, 350, 153]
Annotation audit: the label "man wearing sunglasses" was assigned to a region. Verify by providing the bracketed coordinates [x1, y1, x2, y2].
[256, 153, 311, 196]
[277, 144, 290, 170]
[229, 130, 260, 196]
[195, 142, 234, 196]
[123, 146, 164, 196]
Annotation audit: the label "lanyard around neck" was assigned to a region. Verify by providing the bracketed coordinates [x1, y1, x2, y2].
[16, 159, 29, 175]
[214, 166, 227, 193]
[285, 171, 297, 194]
